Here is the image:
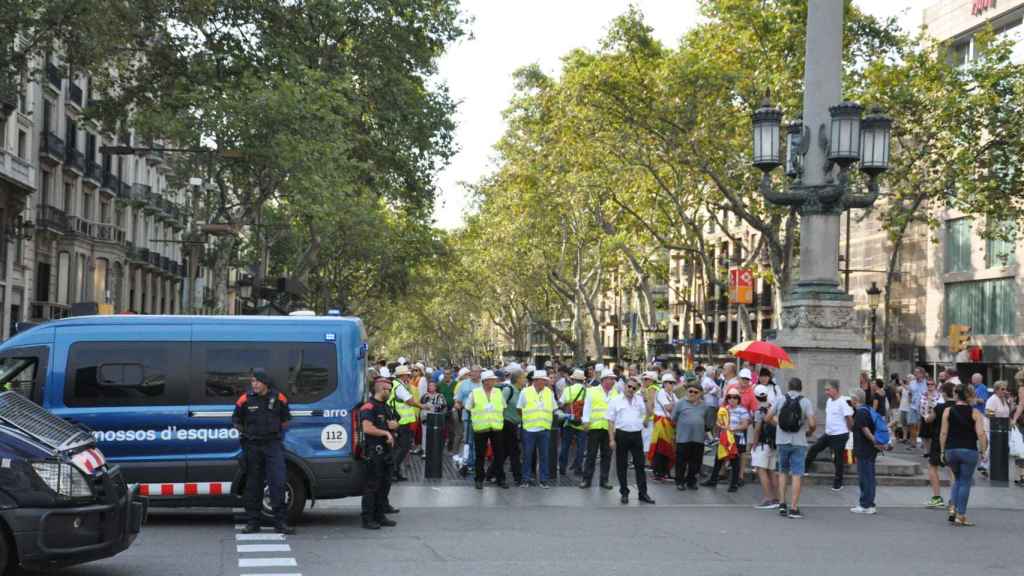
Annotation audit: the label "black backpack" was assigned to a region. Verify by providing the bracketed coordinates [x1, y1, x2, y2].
[777, 394, 804, 433]
[758, 406, 777, 449]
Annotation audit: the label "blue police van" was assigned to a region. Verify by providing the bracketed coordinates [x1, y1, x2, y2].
[0, 314, 368, 523]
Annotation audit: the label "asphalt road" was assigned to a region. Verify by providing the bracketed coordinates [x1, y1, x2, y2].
[36, 483, 1024, 576]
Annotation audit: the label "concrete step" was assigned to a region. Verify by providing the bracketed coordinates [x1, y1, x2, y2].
[807, 454, 923, 477]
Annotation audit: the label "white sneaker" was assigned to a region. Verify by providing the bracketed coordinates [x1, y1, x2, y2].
[851, 506, 877, 514]
[864, 507, 877, 514]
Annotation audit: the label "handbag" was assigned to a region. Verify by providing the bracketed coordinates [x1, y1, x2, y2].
[1009, 425, 1024, 459]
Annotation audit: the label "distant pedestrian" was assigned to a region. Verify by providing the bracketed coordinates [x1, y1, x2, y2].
[898, 376, 911, 443]
[908, 367, 929, 449]
[558, 369, 588, 476]
[518, 370, 556, 488]
[751, 384, 779, 509]
[849, 389, 882, 515]
[579, 369, 620, 490]
[940, 383, 988, 526]
[488, 368, 522, 486]
[768, 377, 816, 519]
[972, 373, 990, 414]
[701, 366, 721, 408]
[466, 370, 507, 490]
[919, 379, 943, 455]
[607, 378, 654, 505]
[805, 382, 852, 491]
[871, 378, 888, 417]
[924, 381, 953, 509]
[673, 383, 708, 491]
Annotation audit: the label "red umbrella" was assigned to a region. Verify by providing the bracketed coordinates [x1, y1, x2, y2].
[729, 340, 795, 369]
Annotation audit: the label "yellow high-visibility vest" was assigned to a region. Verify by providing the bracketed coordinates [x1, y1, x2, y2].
[521, 386, 555, 431]
[389, 381, 416, 425]
[470, 387, 505, 432]
[586, 386, 620, 431]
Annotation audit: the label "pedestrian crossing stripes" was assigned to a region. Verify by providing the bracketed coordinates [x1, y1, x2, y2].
[234, 522, 299, 576]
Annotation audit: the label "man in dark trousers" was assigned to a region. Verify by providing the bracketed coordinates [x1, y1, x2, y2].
[359, 375, 400, 529]
[233, 369, 295, 534]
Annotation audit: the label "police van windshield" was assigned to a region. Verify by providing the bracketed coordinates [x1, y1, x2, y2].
[0, 357, 37, 397]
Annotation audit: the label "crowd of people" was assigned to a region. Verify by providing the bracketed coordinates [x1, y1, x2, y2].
[365, 357, 1021, 526]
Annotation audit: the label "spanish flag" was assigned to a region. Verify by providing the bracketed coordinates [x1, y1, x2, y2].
[716, 407, 738, 461]
[647, 415, 676, 467]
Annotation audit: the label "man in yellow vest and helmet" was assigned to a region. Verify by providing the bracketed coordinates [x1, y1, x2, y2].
[389, 364, 423, 482]
[465, 370, 507, 489]
[518, 370, 557, 488]
[558, 368, 589, 476]
[579, 369, 621, 489]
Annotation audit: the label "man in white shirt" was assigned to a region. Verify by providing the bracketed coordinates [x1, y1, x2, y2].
[607, 378, 655, 505]
[700, 366, 721, 408]
[804, 382, 853, 491]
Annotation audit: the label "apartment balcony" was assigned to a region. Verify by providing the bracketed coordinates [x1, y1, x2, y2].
[35, 204, 68, 234]
[83, 161, 102, 187]
[130, 183, 149, 207]
[66, 216, 95, 239]
[0, 82, 16, 117]
[64, 146, 85, 176]
[0, 151, 35, 194]
[95, 223, 126, 245]
[169, 261, 179, 276]
[137, 247, 150, 265]
[67, 83, 84, 110]
[147, 251, 161, 268]
[142, 189, 160, 214]
[101, 171, 116, 194]
[160, 256, 170, 272]
[39, 132, 65, 165]
[45, 63, 62, 93]
[30, 301, 69, 322]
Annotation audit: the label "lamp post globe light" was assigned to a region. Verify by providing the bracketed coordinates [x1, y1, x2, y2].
[866, 281, 882, 381]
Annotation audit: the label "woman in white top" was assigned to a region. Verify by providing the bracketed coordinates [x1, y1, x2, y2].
[648, 375, 678, 481]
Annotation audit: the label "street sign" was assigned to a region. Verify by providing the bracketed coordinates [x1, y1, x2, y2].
[729, 268, 754, 305]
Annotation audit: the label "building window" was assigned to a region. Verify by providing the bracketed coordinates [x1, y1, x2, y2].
[63, 182, 73, 214]
[17, 130, 26, 159]
[40, 171, 51, 206]
[100, 200, 109, 224]
[83, 192, 92, 220]
[985, 226, 1016, 268]
[944, 218, 972, 273]
[945, 278, 1016, 335]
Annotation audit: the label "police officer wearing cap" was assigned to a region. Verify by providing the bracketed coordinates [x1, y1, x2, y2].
[233, 369, 294, 534]
[359, 375, 400, 529]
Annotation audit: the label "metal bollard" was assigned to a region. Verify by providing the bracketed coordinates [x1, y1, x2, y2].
[990, 416, 1010, 485]
[424, 412, 445, 478]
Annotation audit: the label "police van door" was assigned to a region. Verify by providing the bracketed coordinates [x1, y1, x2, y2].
[50, 333, 190, 485]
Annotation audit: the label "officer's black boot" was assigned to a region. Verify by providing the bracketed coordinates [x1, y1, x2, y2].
[274, 524, 296, 535]
[377, 517, 397, 527]
[241, 523, 261, 534]
[362, 518, 381, 530]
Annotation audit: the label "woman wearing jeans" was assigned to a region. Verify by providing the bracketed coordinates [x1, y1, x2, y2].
[940, 383, 988, 527]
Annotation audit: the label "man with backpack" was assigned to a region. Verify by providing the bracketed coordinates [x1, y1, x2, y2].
[805, 382, 853, 491]
[850, 388, 884, 514]
[767, 377, 815, 519]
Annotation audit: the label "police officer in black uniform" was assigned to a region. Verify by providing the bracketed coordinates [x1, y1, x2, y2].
[360, 375, 400, 529]
[233, 369, 295, 534]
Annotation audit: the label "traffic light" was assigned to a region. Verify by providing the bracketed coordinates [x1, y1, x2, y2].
[949, 324, 971, 353]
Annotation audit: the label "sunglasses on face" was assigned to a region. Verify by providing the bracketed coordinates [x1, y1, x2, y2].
[727, 395, 740, 400]
[687, 389, 699, 394]
[626, 385, 638, 391]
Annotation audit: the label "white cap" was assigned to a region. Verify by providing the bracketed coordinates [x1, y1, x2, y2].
[457, 367, 470, 378]
[754, 384, 768, 398]
[570, 369, 586, 381]
[505, 362, 523, 374]
[379, 367, 391, 378]
[660, 372, 676, 383]
[739, 368, 752, 380]
[595, 363, 606, 373]
[394, 365, 411, 377]
[526, 364, 537, 373]
[532, 370, 550, 381]
[480, 370, 498, 382]
[600, 369, 616, 380]
[642, 371, 657, 381]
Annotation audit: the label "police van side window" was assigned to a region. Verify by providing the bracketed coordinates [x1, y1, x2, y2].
[193, 342, 338, 405]
[66, 342, 188, 407]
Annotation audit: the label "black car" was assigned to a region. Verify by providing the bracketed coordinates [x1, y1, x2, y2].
[0, 392, 145, 574]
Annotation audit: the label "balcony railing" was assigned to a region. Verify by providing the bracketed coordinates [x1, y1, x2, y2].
[84, 161, 102, 185]
[45, 63, 62, 90]
[36, 204, 68, 233]
[147, 251, 161, 267]
[137, 247, 150, 263]
[68, 83, 83, 108]
[160, 256, 170, 271]
[130, 183, 149, 206]
[39, 132, 65, 163]
[64, 146, 85, 174]
[0, 82, 16, 116]
[67, 216, 95, 238]
[95, 223, 126, 244]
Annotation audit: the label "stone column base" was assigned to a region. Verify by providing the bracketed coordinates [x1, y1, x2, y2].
[770, 298, 869, 410]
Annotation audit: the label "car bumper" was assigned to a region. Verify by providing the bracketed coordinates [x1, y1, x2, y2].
[2, 486, 147, 570]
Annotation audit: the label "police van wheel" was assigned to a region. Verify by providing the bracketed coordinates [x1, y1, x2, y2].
[262, 469, 307, 525]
